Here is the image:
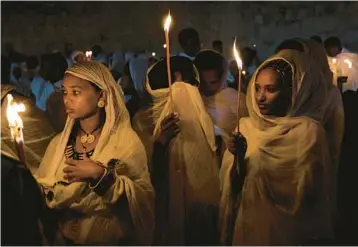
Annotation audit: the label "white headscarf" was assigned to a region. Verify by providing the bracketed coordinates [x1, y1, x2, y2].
[110, 51, 125, 72]
[70, 50, 85, 64]
[35, 61, 154, 245]
[219, 50, 333, 245]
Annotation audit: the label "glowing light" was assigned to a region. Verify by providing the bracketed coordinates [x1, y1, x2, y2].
[164, 11, 172, 32]
[152, 52, 156, 57]
[6, 94, 25, 142]
[344, 59, 352, 68]
[163, 44, 167, 48]
[233, 37, 243, 70]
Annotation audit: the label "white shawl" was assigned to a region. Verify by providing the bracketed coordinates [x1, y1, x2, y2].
[35, 61, 154, 245]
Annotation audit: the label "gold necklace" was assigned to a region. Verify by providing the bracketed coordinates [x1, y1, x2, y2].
[79, 125, 102, 144]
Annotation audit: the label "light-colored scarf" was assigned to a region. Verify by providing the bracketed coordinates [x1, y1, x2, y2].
[132, 62, 220, 244]
[219, 50, 333, 245]
[1, 85, 56, 174]
[35, 61, 154, 245]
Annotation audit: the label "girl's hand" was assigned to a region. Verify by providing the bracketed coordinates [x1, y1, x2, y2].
[63, 156, 105, 183]
[156, 112, 180, 147]
[227, 131, 247, 157]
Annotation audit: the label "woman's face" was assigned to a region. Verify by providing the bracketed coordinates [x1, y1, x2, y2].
[199, 69, 223, 96]
[255, 67, 291, 117]
[62, 74, 104, 119]
[75, 54, 86, 63]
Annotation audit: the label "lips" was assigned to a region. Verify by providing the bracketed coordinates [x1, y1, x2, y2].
[65, 108, 74, 114]
[258, 104, 267, 109]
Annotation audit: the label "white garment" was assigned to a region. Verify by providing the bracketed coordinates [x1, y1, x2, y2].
[31, 76, 55, 111]
[129, 54, 149, 97]
[176, 52, 195, 61]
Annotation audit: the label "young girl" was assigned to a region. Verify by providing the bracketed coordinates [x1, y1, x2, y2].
[219, 49, 334, 245]
[35, 61, 154, 245]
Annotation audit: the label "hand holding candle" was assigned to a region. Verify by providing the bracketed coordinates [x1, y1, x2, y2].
[6, 94, 26, 166]
[233, 37, 243, 130]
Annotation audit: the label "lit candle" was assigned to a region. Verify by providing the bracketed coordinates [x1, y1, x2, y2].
[233, 37, 243, 130]
[85, 50, 92, 61]
[6, 94, 26, 166]
[164, 11, 172, 98]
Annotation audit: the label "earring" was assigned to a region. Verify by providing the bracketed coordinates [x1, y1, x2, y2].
[97, 100, 105, 108]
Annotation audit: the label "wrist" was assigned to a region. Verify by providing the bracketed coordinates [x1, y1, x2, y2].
[92, 165, 106, 180]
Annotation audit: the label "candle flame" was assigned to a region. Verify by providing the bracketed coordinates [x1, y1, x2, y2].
[164, 11, 172, 32]
[6, 94, 25, 140]
[85, 51, 92, 58]
[233, 37, 243, 70]
[344, 59, 352, 68]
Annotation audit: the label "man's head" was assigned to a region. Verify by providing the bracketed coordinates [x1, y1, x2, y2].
[92, 45, 103, 58]
[178, 28, 201, 57]
[26, 56, 39, 71]
[64, 43, 73, 57]
[212, 40, 223, 54]
[194, 50, 225, 96]
[324, 37, 342, 57]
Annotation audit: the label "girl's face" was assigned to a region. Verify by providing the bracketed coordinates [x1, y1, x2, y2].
[255, 67, 291, 117]
[62, 74, 104, 119]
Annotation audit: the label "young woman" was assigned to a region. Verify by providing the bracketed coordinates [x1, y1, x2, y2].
[132, 56, 220, 245]
[219, 49, 334, 245]
[35, 61, 154, 245]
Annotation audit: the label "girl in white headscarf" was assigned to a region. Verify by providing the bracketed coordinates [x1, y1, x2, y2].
[133, 56, 220, 245]
[219, 49, 333, 245]
[70, 51, 86, 64]
[35, 61, 154, 245]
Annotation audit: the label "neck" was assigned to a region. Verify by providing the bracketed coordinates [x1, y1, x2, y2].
[79, 111, 104, 133]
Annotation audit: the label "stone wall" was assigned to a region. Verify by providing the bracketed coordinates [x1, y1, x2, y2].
[2, 1, 358, 59]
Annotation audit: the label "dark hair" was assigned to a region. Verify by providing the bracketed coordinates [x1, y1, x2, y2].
[212, 40, 223, 47]
[310, 35, 322, 44]
[261, 59, 293, 88]
[194, 50, 225, 78]
[40, 52, 68, 83]
[26, 56, 39, 70]
[92, 45, 103, 57]
[1, 55, 11, 84]
[178, 28, 200, 47]
[275, 38, 305, 53]
[324, 36, 341, 48]
[148, 56, 199, 90]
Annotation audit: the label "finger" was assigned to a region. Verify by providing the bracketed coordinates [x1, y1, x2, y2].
[65, 159, 78, 166]
[63, 166, 76, 173]
[162, 118, 180, 130]
[162, 113, 175, 125]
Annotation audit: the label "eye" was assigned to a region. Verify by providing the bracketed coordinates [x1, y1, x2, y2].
[73, 90, 81, 95]
[266, 86, 278, 93]
[61, 89, 67, 95]
[255, 84, 260, 92]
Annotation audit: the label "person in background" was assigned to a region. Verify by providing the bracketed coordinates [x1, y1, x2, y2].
[219, 50, 334, 246]
[45, 52, 69, 133]
[149, 57, 158, 67]
[70, 50, 86, 64]
[177, 28, 201, 61]
[64, 43, 74, 68]
[1, 55, 56, 174]
[324, 37, 348, 57]
[110, 51, 126, 81]
[133, 56, 220, 245]
[212, 40, 223, 54]
[118, 62, 140, 121]
[92, 44, 108, 66]
[35, 61, 154, 245]
[194, 50, 248, 161]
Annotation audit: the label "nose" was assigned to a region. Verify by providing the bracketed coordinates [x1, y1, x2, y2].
[257, 89, 266, 103]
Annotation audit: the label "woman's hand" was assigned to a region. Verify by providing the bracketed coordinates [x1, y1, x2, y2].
[156, 112, 180, 147]
[63, 156, 105, 183]
[227, 131, 247, 157]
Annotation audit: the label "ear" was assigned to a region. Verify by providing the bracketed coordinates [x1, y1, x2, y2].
[99, 91, 106, 102]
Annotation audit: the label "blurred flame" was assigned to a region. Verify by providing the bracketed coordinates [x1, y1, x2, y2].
[344, 59, 352, 68]
[6, 94, 25, 140]
[242, 70, 246, 75]
[164, 11, 172, 32]
[233, 37, 243, 70]
[85, 50, 92, 58]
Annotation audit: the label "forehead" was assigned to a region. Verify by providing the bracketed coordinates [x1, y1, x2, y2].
[63, 73, 92, 88]
[256, 68, 279, 84]
[201, 69, 219, 78]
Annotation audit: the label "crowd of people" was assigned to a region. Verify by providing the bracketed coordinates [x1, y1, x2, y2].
[1, 26, 358, 246]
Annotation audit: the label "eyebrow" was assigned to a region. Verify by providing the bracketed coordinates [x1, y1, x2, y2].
[63, 85, 84, 89]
